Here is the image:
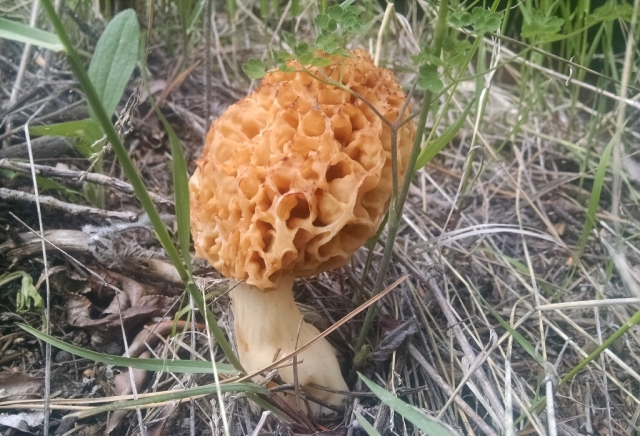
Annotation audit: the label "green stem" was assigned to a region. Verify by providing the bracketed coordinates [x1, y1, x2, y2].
[351, 0, 450, 375]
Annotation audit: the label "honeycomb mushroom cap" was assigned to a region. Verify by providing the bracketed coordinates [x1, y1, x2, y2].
[190, 49, 416, 290]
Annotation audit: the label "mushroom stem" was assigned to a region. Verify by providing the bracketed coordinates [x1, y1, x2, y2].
[230, 276, 348, 415]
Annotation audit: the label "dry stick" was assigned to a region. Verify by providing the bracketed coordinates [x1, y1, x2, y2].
[0, 188, 138, 221]
[250, 411, 270, 436]
[0, 159, 173, 207]
[408, 344, 499, 436]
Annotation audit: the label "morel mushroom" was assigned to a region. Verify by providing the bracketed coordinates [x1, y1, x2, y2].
[190, 49, 415, 415]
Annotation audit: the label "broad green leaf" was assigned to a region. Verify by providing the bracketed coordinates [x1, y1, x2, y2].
[242, 58, 266, 79]
[19, 323, 237, 375]
[0, 17, 63, 51]
[521, 9, 564, 40]
[355, 412, 382, 436]
[87, 9, 140, 119]
[417, 64, 444, 94]
[359, 373, 459, 436]
[415, 98, 475, 169]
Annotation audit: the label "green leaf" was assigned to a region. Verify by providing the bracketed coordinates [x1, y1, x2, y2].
[295, 41, 311, 57]
[310, 56, 332, 67]
[355, 412, 382, 436]
[417, 64, 443, 93]
[411, 48, 446, 68]
[282, 30, 297, 49]
[415, 98, 475, 169]
[29, 119, 103, 158]
[314, 14, 330, 30]
[449, 10, 472, 27]
[327, 5, 343, 20]
[30, 119, 102, 143]
[87, 9, 140, 119]
[0, 17, 63, 51]
[242, 58, 266, 79]
[359, 373, 459, 436]
[0, 273, 44, 317]
[19, 323, 238, 374]
[470, 7, 503, 35]
[36, 175, 81, 198]
[586, 3, 635, 26]
[521, 9, 564, 40]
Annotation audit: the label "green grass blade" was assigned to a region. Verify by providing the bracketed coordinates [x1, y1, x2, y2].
[40, 0, 185, 281]
[69, 381, 269, 419]
[29, 119, 103, 158]
[415, 98, 475, 169]
[355, 412, 382, 436]
[153, 108, 192, 273]
[18, 323, 237, 375]
[0, 17, 63, 51]
[29, 119, 102, 142]
[87, 9, 140, 119]
[577, 139, 613, 256]
[475, 290, 545, 366]
[359, 373, 459, 436]
[39, 0, 243, 371]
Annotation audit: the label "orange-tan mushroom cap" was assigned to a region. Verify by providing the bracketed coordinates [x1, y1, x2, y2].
[190, 49, 416, 290]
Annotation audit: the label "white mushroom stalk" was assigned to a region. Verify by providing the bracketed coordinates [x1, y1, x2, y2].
[230, 276, 347, 415]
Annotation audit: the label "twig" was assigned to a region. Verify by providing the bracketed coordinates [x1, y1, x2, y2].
[0, 159, 173, 208]
[0, 187, 138, 221]
[250, 411, 270, 436]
